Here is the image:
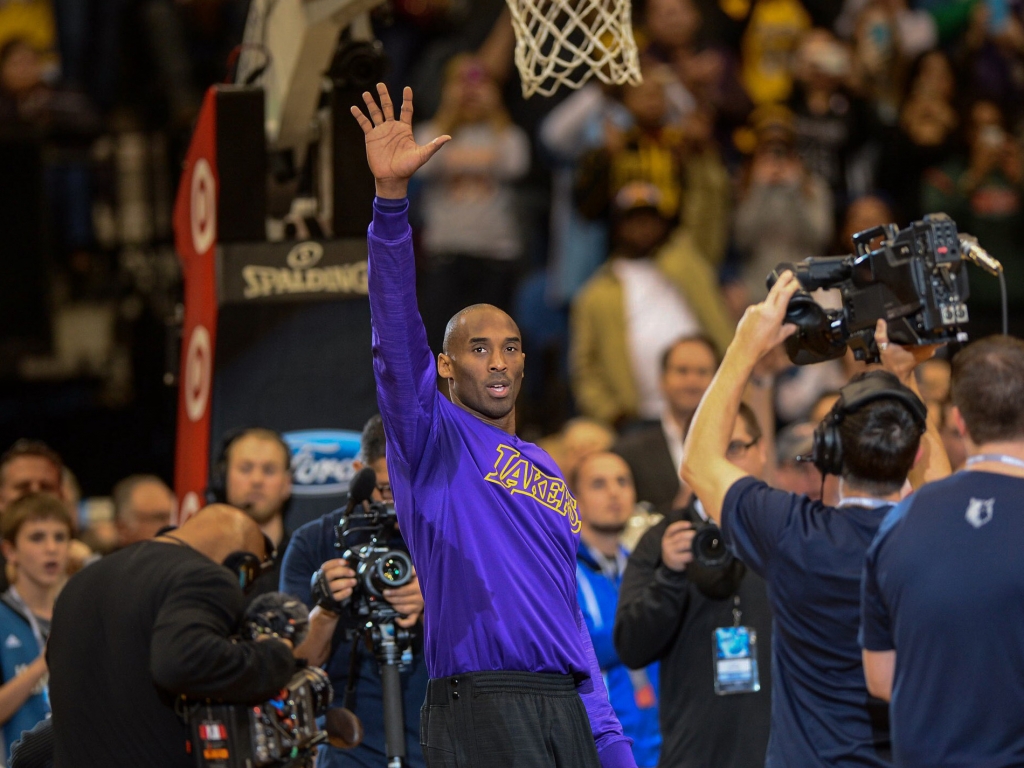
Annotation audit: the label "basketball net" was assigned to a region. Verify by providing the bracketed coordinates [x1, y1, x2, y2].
[505, 0, 642, 98]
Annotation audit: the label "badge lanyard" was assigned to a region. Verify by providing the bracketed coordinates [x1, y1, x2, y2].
[712, 593, 760, 696]
[837, 497, 893, 510]
[966, 454, 1024, 470]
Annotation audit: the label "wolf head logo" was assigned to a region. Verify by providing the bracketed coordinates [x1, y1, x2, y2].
[965, 497, 995, 529]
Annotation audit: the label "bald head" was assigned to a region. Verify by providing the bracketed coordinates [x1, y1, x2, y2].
[169, 504, 267, 564]
[443, 304, 520, 355]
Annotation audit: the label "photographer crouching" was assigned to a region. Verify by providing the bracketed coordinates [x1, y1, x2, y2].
[680, 272, 951, 767]
[280, 414, 428, 768]
[47, 504, 303, 768]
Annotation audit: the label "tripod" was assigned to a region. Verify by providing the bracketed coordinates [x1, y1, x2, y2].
[365, 618, 412, 768]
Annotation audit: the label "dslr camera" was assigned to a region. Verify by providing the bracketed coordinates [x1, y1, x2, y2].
[768, 213, 972, 365]
[686, 519, 747, 600]
[311, 467, 415, 625]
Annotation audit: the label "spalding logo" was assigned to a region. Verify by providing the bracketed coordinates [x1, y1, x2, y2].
[286, 241, 324, 270]
[283, 430, 362, 497]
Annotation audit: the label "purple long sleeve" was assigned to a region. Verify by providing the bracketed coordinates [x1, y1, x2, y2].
[367, 198, 634, 768]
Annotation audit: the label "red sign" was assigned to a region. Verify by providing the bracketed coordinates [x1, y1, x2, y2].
[172, 87, 222, 522]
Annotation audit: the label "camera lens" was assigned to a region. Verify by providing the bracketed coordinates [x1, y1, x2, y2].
[368, 550, 414, 596]
[692, 524, 732, 568]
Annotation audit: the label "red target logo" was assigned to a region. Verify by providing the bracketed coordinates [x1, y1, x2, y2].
[190, 158, 216, 255]
[184, 325, 211, 422]
[179, 491, 202, 524]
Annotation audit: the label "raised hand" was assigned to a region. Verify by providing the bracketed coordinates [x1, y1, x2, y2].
[350, 83, 451, 199]
[731, 271, 801, 361]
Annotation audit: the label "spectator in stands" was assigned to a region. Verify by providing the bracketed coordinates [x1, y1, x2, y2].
[681, 274, 950, 766]
[0, 36, 99, 268]
[848, 0, 920, 126]
[734, 106, 834, 303]
[614, 335, 719, 514]
[558, 418, 617, 489]
[214, 428, 293, 598]
[0, 442, 62, 516]
[789, 29, 873, 209]
[574, 452, 661, 768]
[575, 63, 731, 268]
[616, 403, 772, 768]
[282, 415, 427, 767]
[738, 0, 812, 105]
[861, 336, 1024, 767]
[922, 99, 1024, 336]
[0, 494, 71, 762]
[112, 474, 175, 548]
[639, 0, 751, 141]
[878, 50, 959, 221]
[570, 180, 733, 426]
[413, 54, 530, 354]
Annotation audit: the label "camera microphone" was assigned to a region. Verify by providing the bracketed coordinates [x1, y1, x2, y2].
[244, 591, 310, 646]
[959, 234, 1003, 276]
[344, 467, 378, 515]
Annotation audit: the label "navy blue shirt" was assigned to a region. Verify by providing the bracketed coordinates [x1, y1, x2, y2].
[722, 477, 892, 768]
[861, 471, 1024, 768]
[280, 509, 429, 768]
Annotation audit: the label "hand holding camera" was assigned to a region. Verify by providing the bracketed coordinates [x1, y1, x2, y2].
[661, 521, 696, 572]
[311, 558, 358, 614]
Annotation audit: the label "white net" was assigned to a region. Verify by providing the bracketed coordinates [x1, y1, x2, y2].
[506, 0, 642, 98]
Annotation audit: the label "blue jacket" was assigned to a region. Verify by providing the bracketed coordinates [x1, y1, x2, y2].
[0, 591, 48, 762]
[577, 543, 661, 768]
[280, 507, 428, 768]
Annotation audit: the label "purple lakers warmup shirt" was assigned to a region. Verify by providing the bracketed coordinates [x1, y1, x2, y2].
[367, 197, 633, 767]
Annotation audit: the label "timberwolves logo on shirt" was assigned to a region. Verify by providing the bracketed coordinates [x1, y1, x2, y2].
[965, 497, 995, 529]
[484, 444, 581, 533]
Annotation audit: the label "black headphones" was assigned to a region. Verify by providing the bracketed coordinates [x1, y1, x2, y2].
[222, 532, 277, 593]
[809, 371, 928, 476]
[206, 427, 292, 505]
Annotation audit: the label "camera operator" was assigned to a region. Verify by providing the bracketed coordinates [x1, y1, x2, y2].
[680, 272, 950, 767]
[46, 504, 297, 768]
[861, 336, 1024, 767]
[614, 403, 773, 768]
[280, 414, 428, 767]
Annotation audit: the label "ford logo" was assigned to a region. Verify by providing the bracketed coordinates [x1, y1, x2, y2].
[283, 429, 361, 497]
[285, 241, 324, 270]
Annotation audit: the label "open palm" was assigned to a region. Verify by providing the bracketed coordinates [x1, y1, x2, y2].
[351, 84, 450, 195]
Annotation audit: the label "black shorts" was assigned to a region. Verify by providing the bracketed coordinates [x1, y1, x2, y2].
[420, 671, 601, 767]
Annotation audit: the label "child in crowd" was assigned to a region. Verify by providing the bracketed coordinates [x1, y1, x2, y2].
[0, 493, 72, 761]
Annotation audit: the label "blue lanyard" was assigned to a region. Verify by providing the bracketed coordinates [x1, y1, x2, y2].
[837, 497, 892, 510]
[966, 454, 1024, 470]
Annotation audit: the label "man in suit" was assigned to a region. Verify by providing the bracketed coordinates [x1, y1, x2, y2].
[614, 335, 719, 514]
